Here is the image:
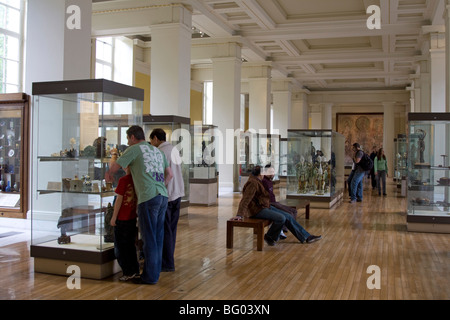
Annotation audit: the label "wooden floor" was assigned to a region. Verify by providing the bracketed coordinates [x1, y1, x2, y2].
[0, 179, 449, 300]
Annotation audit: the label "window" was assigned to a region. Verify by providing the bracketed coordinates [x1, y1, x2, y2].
[0, 0, 23, 93]
[203, 81, 213, 125]
[95, 37, 113, 80]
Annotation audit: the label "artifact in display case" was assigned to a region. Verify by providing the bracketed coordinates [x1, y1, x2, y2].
[407, 113, 450, 233]
[143, 115, 191, 214]
[0, 93, 30, 219]
[30, 79, 144, 279]
[189, 124, 218, 206]
[279, 138, 288, 179]
[286, 130, 344, 208]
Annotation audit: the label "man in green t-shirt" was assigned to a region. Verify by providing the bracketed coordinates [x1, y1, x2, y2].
[106, 125, 173, 284]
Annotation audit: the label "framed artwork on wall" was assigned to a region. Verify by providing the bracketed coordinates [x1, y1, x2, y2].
[336, 113, 384, 166]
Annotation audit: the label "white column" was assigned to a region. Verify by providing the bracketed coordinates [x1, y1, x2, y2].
[25, 0, 92, 92]
[321, 103, 333, 130]
[212, 57, 242, 191]
[272, 81, 292, 138]
[310, 104, 322, 129]
[150, 20, 192, 117]
[291, 91, 309, 129]
[430, 32, 446, 112]
[419, 59, 431, 112]
[423, 25, 446, 112]
[248, 77, 271, 131]
[383, 102, 395, 178]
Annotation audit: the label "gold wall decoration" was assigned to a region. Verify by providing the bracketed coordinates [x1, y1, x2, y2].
[336, 113, 384, 166]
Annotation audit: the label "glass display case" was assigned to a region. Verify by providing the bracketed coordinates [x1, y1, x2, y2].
[30, 79, 144, 279]
[238, 131, 280, 190]
[279, 138, 288, 179]
[286, 130, 345, 208]
[189, 124, 218, 205]
[142, 115, 190, 213]
[394, 134, 407, 185]
[407, 113, 450, 233]
[258, 133, 280, 181]
[0, 93, 30, 219]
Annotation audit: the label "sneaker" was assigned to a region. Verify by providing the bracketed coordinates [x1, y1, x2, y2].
[119, 273, 139, 281]
[349, 199, 356, 203]
[306, 235, 322, 243]
[357, 199, 362, 202]
[264, 234, 276, 246]
[279, 230, 287, 240]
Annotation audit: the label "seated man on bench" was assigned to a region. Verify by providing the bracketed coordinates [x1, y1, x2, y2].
[231, 166, 322, 246]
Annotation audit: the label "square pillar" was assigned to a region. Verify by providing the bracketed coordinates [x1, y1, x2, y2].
[150, 21, 192, 117]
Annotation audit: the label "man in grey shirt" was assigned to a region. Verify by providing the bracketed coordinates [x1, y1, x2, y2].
[150, 128, 185, 272]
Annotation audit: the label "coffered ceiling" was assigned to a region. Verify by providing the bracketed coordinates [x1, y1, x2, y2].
[93, 0, 446, 92]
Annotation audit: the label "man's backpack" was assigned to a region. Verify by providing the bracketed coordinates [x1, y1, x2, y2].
[358, 152, 373, 171]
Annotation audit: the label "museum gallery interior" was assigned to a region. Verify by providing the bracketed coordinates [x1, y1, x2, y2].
[0, 0, 449, 301]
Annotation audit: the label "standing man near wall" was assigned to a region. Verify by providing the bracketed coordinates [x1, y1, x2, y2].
[150, 128, 185, 272]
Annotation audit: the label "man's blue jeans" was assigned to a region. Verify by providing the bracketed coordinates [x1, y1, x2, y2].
[253, 205, 311, 243]
[350, 170, 365, 201]
[138, 194, 168, 284]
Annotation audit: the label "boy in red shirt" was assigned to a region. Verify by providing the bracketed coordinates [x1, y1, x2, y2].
[110, 167, 140, 281]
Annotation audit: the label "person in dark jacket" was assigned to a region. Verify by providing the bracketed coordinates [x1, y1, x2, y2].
[232, 166, 321, 246]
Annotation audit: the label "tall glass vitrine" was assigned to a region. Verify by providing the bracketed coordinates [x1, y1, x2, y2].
[407, 113, 450, 233]
[30, 79, 144, 279]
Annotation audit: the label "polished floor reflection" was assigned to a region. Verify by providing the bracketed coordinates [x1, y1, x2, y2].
[0, 179, 449, 300]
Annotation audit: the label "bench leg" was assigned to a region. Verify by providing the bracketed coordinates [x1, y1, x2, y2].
[256, 224, 264, 251]
[305, 204, 310, 220]
[226, 222, 233, 249]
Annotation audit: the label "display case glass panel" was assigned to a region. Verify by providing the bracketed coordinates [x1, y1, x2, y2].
[407, 113, 450, 232]
[190, 124, 217, 180]
[286, 130, 344, 207]
[142, 115, 190, 204]
[238, 131, 279, 175]
[257, 133, 280, 180]
[0, 93, 29, 218]
[30, 79, 143, 278]
[279, 138, 287, 178]
[394, 134, 407, 186]
[238, 130, 258, 176]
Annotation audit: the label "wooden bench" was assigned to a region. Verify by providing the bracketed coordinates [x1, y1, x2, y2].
[226, 200, 310, 251]
[227, 218, 271, 251]
[278, 199, 310, 220]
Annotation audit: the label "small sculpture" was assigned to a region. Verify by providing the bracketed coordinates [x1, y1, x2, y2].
[415, 129, 426, 164]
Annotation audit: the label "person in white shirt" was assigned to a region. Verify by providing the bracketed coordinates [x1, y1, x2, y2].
[149, 128, 185, 272]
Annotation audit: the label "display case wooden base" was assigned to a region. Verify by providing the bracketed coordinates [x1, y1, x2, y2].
[287, 189, 343, 209]
[189, 178, 218, 206]
[31, 234, 119, 279]
[407, 215, 450, 234]
[33, 257, 120, 280]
